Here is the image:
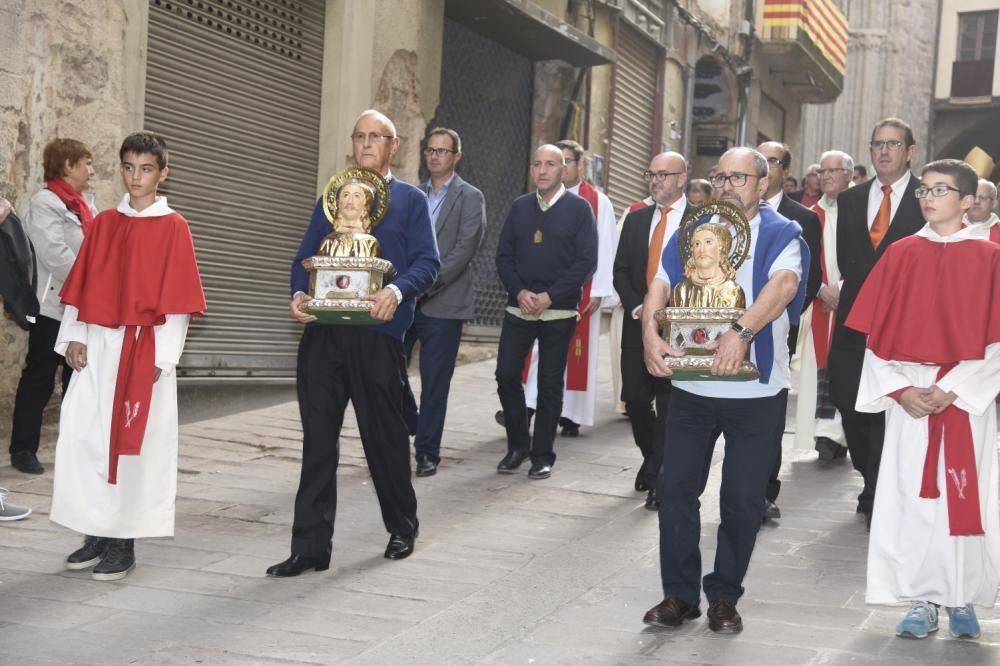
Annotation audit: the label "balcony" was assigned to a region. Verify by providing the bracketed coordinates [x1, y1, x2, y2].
[951, 60, 995, 100]
[758, 0, 847, 103]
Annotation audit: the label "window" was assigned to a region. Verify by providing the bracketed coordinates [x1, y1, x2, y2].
[958, 11, 998, 62]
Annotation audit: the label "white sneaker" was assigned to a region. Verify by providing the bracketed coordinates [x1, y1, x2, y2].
[0, 487, 32, 521]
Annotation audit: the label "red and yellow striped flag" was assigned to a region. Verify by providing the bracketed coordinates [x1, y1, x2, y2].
[763, 0, 848, 75]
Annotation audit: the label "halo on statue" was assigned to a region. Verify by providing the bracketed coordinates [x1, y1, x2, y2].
[677, 200, 751, 271]
[321, 166, 390, 230]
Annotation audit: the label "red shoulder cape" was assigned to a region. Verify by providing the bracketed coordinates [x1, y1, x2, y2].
[61, 210, 206, 326]
[846, 235, 1000, 365]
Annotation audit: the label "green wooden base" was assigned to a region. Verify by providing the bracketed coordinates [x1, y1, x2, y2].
[311, 309, 380, 326]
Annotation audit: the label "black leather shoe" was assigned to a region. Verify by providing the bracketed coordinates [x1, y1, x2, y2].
[415, 457, 437, 477]
[497, 449, 529, 473]
[527, 463, 551, 480]
[815, 437, 847, 461]
[11, 452, 44, 475]
[763, 500, 781, 521]
[644, 488, 660, 511]
[643, 596, 701, 627]
[266, 554, 330, 577]
[66, 536, 109, 571]
[707, 599, 743, 633]
[635, 467, 650, 492]
[384, 533, 415, 560]
[559, 417, 580, 437]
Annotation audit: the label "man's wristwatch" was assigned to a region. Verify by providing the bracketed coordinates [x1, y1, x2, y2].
[730, 321, 755, 343]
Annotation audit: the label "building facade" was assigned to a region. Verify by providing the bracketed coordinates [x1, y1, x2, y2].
[931, 0, 1000, 180]
[0, 0, 845, 422]
[798, 0, 939, 175]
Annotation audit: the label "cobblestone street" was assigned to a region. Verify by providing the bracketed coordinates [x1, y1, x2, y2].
[1, 339, 998, 665]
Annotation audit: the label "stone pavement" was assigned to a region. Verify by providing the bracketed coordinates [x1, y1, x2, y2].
[1, 337, 998, 665]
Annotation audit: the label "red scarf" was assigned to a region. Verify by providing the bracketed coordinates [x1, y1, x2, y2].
[61, 208, 206, 484]
[46, 179, 94, 236]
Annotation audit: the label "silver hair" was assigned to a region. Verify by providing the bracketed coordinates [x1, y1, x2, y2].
[722, 147, 768, 177]
[820, 150, 854, 172]
[980, 178, 998, 199]
[355, 109, 397, 138]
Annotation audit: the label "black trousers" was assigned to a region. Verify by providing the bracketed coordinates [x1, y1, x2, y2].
[495, 313, 576, 465]
[659, 388, 786, 605]
[828, 344, 884, 512]
[9, 315, 73, 457]
[290, 326, 418, 559]
[765, 390, 790, 503]
[621, 345, 671, 488]
[402, 307, 464, 463]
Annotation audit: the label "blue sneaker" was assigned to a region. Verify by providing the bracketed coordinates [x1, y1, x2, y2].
[947, 604, 981, 639]
[896, 601, 939, 638]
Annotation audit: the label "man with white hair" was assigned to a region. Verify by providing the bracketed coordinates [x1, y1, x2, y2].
[268, 109, 440, 577]
[794, 150, 854, 460]
[964, 178, 999, 244]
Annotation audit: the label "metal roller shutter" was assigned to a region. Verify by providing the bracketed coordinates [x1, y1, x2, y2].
[606, 24, 660, 214]
[145, 0, 325, 378]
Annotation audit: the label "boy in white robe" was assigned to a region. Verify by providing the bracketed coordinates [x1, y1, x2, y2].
[846, 159, 1000, 640]
[50, 133, 205, 581]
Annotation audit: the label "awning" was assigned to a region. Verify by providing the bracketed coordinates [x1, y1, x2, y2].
[445, 0, 615, 67]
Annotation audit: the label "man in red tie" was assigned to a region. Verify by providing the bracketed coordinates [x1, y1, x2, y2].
[612, 151, 691, 509]
[828, 118, 925, 525]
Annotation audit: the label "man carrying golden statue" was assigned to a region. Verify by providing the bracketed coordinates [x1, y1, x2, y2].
[267, 110, 440, 578]
[639, 147, 810, 634]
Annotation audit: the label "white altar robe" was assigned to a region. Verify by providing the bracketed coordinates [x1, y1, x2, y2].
[523, 184, 617, 426]
[860, 343, 1000, 608]
[793, 195, 846, 449]
[49, 306, 191, 538]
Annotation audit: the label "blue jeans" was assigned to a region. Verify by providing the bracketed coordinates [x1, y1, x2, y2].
[658, 387, 786, 605]
[402, 309, 464, 463]
[494, 313, 576, 465]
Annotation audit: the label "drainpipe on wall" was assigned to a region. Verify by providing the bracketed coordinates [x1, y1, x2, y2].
[927, 0, 944, 162]
[736, 0, 755, 146]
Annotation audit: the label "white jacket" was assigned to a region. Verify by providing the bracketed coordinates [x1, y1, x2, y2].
[23, 188, 95, 321]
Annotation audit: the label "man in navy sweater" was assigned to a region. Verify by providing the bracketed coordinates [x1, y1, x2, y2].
[267, 110, 440, 577]
[494, 144, 598, 480]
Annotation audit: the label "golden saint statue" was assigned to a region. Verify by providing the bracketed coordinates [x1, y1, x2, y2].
[654, 201, 759, 380]
[302, 166, 394, 324]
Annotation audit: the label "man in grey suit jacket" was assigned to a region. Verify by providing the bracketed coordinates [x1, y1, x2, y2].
[403, 127, 487, 477]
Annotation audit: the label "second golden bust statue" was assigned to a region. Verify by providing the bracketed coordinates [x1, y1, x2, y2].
[671, 222, 746, 309]
[318, 180, 381, 258]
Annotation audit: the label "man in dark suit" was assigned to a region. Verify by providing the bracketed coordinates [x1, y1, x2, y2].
[829, 118, 924, 523]
[756, 141, 823, 521]
[403, 127, 486, 477]
[613, 151, 691, 510]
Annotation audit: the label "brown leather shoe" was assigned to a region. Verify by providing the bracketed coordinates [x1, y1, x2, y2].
[707, 599, 743, 633]
[642, 596, 701, 627]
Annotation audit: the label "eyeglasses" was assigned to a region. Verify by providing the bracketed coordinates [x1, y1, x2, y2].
[914, 185, 963, 199]
[816, 167, 850, 177]
[643, 170, 685, 181]
[351, 132, 394, 144]
[423, 147, 456, 157]
[709, 173, 756, 188]
[869, 140, 906, 152]
[764, 157, 786, 168]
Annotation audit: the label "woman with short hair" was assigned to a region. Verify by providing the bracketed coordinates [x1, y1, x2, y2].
[9, 138, 96, 475]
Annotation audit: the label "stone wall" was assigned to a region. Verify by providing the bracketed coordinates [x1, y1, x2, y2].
[0, 0, 138, 433]
[798, 0, 938, 173]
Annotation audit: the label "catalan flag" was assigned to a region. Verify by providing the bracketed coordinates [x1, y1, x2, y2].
[763, 0, 849, 75]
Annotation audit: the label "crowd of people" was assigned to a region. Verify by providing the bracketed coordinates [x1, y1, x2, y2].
[2, 109, 999, 644]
